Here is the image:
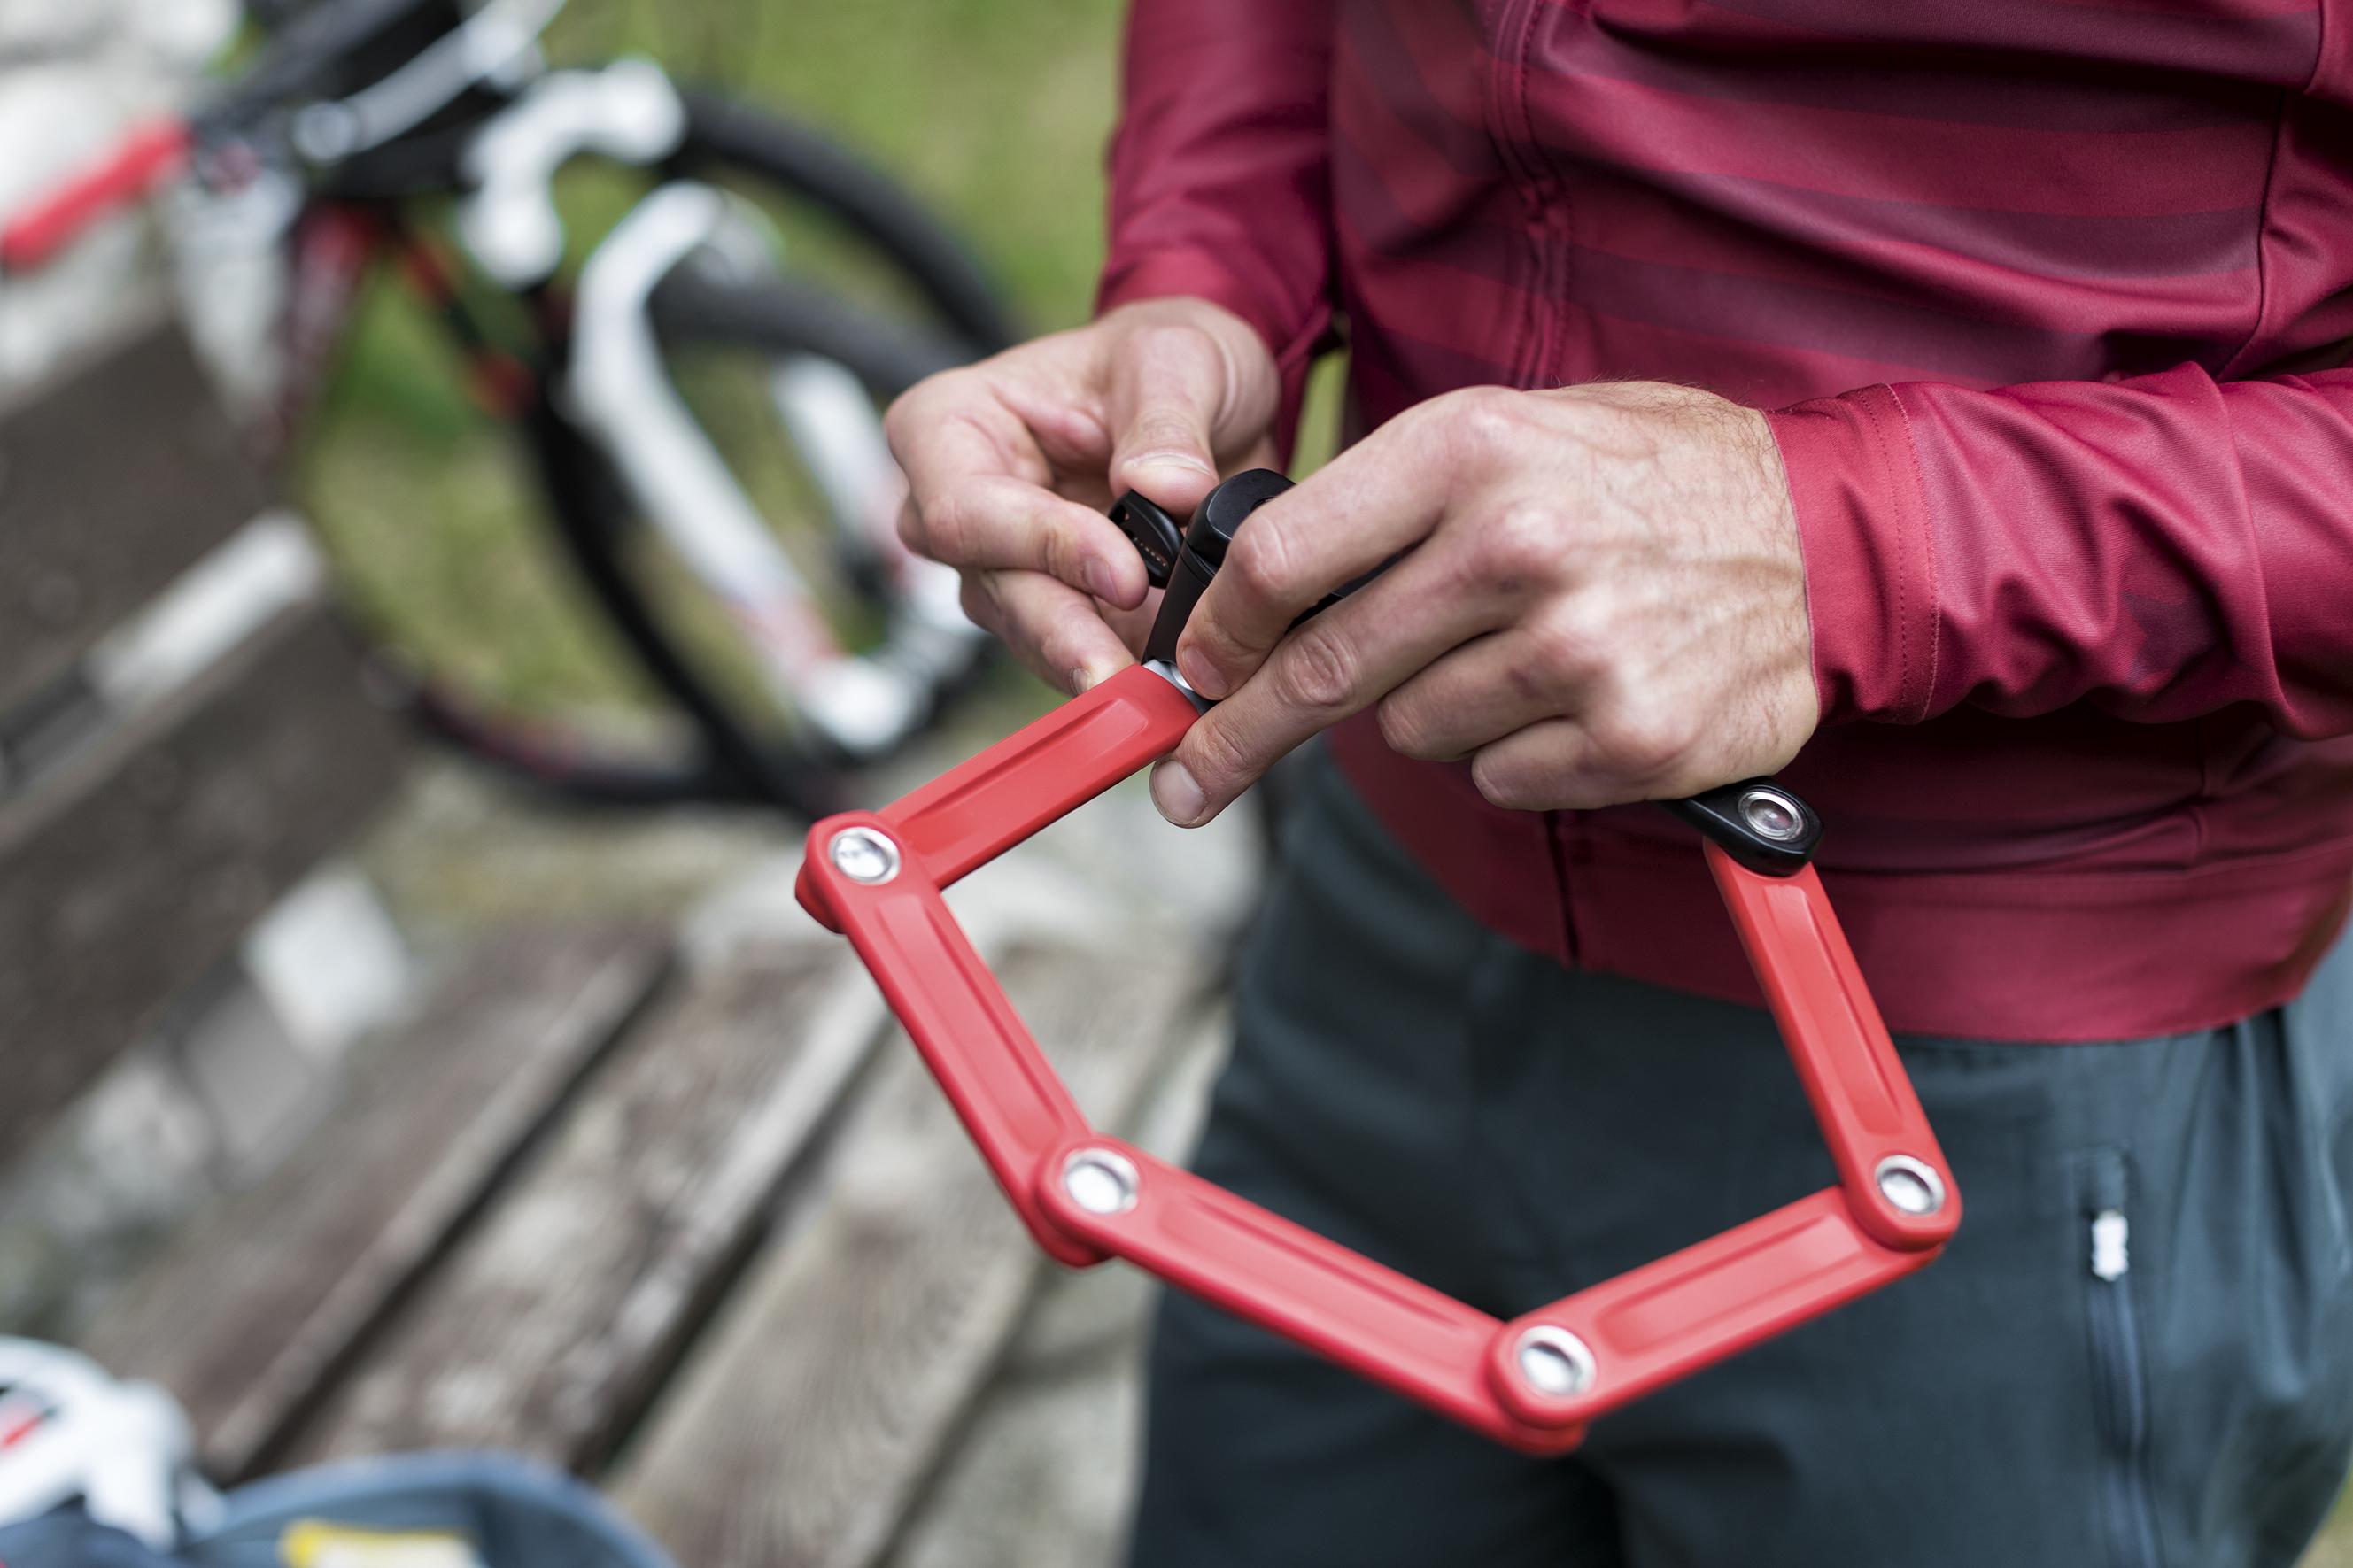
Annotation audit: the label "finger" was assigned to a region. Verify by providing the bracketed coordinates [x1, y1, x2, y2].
[1465, 719, 1606, 812]
[888, 375, 1149, 607]
[1173, 408, 1462, 699]
[896, 475, 1149, 607]
[1466, 716, 1681, 813]
[964, 568, 1135, 694]
[1374, 624, 1588, 762]
[1150, 555, 1502, 826]
[1103, 322, 1230, 515]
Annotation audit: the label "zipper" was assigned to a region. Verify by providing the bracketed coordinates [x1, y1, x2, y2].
[2080, 1147, 2164, 1568]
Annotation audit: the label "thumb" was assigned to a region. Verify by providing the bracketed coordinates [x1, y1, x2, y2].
[1104, 321, 1230, 515]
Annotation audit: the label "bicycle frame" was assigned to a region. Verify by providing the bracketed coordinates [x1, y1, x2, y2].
[4, 27, 980, 772]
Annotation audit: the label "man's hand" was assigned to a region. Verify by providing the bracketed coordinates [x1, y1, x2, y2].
[886, 297, 1280, 694]
[1150, 382, 1819, 825]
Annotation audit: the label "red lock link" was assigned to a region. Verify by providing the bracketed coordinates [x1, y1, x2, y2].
[797, 472, 1959, 1452]
[797, 679, 1959, 1453]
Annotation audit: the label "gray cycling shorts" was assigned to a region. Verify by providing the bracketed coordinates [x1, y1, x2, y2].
[1127, 745, 2353, 1568]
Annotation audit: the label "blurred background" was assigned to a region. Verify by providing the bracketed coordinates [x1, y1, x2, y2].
[0, 2, 2343, 1565]
[0, 2, 1259, 1563]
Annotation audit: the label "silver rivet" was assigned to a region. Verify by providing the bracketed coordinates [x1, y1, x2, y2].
[827, 827, 901, 884]
[1874, 1154, 1946, 1217]
[1513, 1325, 1596, 1399]
[1062, 1147, 1141, 1216]
[1738, 786, 1803, 842]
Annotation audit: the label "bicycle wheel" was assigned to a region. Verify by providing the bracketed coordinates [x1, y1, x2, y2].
[473, 267, 989, 817]
[360, 97, 1014, 816]
[670, 90, 1018, 356]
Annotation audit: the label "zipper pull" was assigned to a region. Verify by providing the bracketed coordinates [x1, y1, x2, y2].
[2091, 1209, 2129, 1281]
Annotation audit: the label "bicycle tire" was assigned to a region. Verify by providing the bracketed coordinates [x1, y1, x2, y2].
[489, 272, 990, 816]
[422, 94, 1012, 815]
[670, 89, 1018, 355]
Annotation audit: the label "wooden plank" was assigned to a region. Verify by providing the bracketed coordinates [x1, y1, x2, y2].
[76, 925, 670, 1479]
[0, 316, 272, 714]
[281, 945, 891, 1472]
[611, 941, 1212, 1568]
[0, 605, 409, 1150]
[0, 602, 408, 1157]
[882, 1015, 1227, 1568]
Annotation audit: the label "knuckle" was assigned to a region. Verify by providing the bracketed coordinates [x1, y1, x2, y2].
[1037, 600, 1100, 671]
[1226, 520, 1298, 606]
[1375, 694, 1440, 759]
[1035, 515, 1081, 585]
[1126, 408, 1202, 459]
[1474, 501, 1560, 589]
[1522, 605, 1606, 689]
[955, 575, 996, 631]
[1272, 622, 1360, 713]
[882, 372, 956, 450]
[879, 388, 922, 452]
[1593, 703, 1691, 783]
[1129, 321, 1218, 376]
[917, 490, 971, 561]
[1181, 714, 1253, 794]
[894, 498, 929, 556]
[1469, 750, 1543, 811]
[1441, 386, 1528, 463]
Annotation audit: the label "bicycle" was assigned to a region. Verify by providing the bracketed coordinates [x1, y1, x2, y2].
[1, 0, 1015, 816]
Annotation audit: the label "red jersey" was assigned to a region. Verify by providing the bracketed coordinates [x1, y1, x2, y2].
[1099, 0, 2353, 1039]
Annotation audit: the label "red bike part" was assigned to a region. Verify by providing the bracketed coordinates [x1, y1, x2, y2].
[0, 119, 192, 274]
[799, 662, 1960, 1452]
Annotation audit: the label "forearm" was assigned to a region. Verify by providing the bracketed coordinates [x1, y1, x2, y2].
[1773, 364, 2353, 740]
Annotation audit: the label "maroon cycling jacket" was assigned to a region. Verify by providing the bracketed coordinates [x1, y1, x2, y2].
[1097, 0, 2353, 1041]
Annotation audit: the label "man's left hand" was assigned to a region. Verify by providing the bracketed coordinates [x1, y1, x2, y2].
[1149, 382, 1820, 826]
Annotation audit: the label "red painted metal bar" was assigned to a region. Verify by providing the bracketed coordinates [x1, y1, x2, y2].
[1486, 1190, 1933, 1431]
[803, 807, 1103, 1267]
[0, 119, 192, 274]
[1707, 846, 1960, 1253]
[800, 671, 1960, 1450]
[798, 664, 1196, 929]
[1038, 1137, 1581, 1455]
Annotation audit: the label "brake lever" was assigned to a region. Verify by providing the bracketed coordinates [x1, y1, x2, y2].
[1111, 470, 1822, 877]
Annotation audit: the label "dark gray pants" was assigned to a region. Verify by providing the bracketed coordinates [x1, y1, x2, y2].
[1128, 748, 2353, 1568]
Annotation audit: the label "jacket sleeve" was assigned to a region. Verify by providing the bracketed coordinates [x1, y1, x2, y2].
[1768, 364, 2353, 741]
[1095, 0, 1336, 431]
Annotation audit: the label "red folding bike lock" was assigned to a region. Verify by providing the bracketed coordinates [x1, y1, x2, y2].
[795, 473, 1959, 1454]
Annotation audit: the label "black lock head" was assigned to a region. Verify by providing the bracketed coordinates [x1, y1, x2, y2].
[1186, 469, 1295, 564]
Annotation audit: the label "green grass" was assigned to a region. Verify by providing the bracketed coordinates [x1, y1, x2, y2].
[296, 0, 1123, 720]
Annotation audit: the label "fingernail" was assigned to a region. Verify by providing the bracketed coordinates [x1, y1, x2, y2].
[1082, 558, 1117, 601]
[1150, 760, 1205, 826]
[1176, 646, 1226, 701]
[1069, 667, 1097, 694]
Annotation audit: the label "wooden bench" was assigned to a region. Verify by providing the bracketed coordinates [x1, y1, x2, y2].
[0, 315, 414, 1174]
[1, 305, 1255, 1568]
[64, 780, 1242, 1567]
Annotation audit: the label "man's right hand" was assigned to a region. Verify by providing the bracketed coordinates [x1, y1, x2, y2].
[884, 297, 1280, 693]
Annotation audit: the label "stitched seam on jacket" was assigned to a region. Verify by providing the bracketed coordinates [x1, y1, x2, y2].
[1881, 383, 1942, 722]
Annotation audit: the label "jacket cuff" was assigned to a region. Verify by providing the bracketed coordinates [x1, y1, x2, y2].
[1095, 247, 1330, 455]
[1766, 384, 1939, 725]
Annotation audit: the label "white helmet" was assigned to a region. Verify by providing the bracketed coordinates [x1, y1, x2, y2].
[0, 1337, 216, 1549]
